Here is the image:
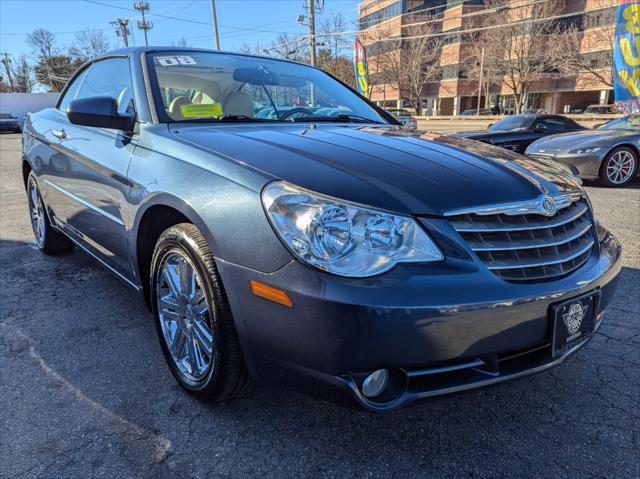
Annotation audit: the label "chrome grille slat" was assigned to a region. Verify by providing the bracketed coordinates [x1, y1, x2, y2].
[452, 202, 589, 232]
[468, 222, 592, 251]
[485, 240, 594, 269]
[448, 198, 596, 283]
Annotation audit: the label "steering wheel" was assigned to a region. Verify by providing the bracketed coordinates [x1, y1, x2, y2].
[278, 107, 314, 120]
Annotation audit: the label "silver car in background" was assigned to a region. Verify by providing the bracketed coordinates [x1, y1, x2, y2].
[526, 114, 639, 187]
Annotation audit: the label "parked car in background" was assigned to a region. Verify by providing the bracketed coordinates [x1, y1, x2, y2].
[21, 47, 621, 411]
[583, 104, 620, 115]
[0, 113, 21, 133]
[386, 108, 417, 129]
[526, 114, 640, 187]
[460, 107, 500, 116]
[454, 114, 585, 154]
[523, 108, 546, 115]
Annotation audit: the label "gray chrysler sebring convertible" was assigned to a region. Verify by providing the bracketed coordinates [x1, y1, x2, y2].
[22, 48, 622, 411]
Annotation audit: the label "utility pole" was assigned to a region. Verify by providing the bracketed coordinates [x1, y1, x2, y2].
[1, 53, 14, 91]
[308, 0, 316, 67]
[134, 2, 153, 47]
[476, 46, 484, 116]
[210, 0, 220, 50]
[110, 18, 130, 47]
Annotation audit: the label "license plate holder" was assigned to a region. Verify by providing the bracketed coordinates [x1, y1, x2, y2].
[551, 290, 599, 357]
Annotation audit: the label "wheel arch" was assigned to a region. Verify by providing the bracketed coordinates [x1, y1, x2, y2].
[132, 193, 220, 308]
[21, 156, 33, 189]
[609, 142, 640, 157]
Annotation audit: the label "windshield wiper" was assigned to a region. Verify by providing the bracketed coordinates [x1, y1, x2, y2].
[290, 114, 384, 124]
[218, 115, 271, 122]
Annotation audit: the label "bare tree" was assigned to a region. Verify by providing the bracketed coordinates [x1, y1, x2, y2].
[236, 42, 266, 56]
[316, 12, 354, 85]
[366, 15, 442, 110]
[319, 12, 350, 60]
[12, 55, 34, 92]
[69, 29, 111, 61]
[401, 19, 443, 111]
[552, 5, 615, 88]
[26, 28, 72, 91]
[26, 28, 59, 60]
[365, 24, 403, 103]
[265, 33, 309, 63]
[481, 0, 568, 113]
[463, 33, 503, 109]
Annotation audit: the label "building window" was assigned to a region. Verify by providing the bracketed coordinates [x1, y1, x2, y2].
[407, 0, 447, 16]
[583, 7, 616, 29]
[360, 1, 403, 30]
[441, 64, 459, 80]
[583, 50, 613, 70]
[442, 28, 461, 45]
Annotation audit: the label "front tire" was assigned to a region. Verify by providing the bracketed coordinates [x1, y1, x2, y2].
[599, 147, 638, 187]
[150, 223, 252, 401]
[27, 173, 73, 255]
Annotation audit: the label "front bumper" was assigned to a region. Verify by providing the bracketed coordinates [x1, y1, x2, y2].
[216, 228, 622, 411]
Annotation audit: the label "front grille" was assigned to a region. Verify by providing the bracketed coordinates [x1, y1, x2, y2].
[448, 199, 596, 282]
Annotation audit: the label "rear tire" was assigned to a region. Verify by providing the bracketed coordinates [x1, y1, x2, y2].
[27, 173, 74, 255]
[598, 147, 638, 187]
[150, 223, 253, 402]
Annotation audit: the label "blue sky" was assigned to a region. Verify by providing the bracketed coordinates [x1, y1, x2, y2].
[0, 0, 360, 57]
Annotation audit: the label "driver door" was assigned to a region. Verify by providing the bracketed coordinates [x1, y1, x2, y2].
[43, 57, 137, 281]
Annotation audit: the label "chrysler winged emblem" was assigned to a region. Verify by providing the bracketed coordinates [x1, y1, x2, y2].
[562, 302, 587, 336]
[541, 196, 557, 216]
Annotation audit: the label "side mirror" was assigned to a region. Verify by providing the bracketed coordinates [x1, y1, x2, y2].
[533, 123, 547, 133]
[67, 96, 134, 131]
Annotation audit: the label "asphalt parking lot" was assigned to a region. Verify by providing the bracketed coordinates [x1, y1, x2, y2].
[1, 132, 638, 478]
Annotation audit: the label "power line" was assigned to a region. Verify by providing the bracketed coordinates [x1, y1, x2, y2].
[83, 0, 300, 35]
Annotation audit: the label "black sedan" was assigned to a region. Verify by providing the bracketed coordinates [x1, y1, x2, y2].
[454, 114, 585, 154]
[0, 113, 21, 133]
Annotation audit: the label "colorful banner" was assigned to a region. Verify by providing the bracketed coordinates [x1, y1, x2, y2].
[613, 1, 640, 113]
[354, 38, 370, 98]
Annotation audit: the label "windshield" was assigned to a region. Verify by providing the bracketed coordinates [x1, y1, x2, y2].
[488, 115, 535, 132]
[598, 114, 639, 131]
[148, 52, 387, 124]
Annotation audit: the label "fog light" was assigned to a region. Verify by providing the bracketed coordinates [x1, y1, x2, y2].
[362, 369, 389, 398]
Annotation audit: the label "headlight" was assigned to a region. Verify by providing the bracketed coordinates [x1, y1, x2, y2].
[262, 181, 443, 277]
[568, 147, 602, 155]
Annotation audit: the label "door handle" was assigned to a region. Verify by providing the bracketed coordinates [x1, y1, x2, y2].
[52, 128, 67, 140]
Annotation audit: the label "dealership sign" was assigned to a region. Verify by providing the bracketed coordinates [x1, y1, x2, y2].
[354, 38, 369, 98]
[614, 0, 640, 113]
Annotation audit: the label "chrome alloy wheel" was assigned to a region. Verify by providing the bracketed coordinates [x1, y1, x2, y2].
[606, 150, 636, 185]
[28, 180, 46, 247]
[156, 252, 214, 382]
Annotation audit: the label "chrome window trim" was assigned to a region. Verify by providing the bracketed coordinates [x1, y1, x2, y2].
[443, 192, 584, 217]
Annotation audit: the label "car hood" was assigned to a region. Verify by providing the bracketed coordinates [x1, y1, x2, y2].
[170, 124, 582, 216]
[527, 129, 631, 152]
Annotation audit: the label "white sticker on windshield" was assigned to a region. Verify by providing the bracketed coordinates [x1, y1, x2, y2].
[157, 56, 198, 66]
